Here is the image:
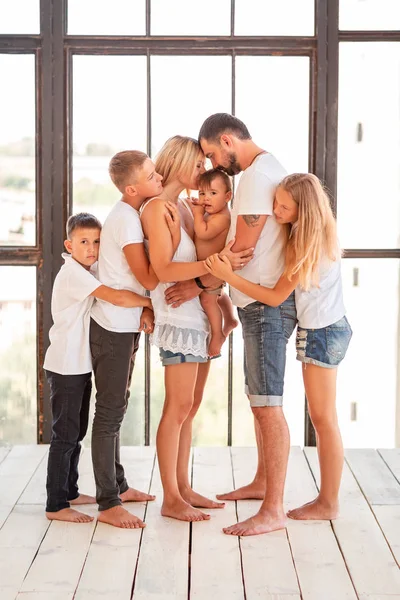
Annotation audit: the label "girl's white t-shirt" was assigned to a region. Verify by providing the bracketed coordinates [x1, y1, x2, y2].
[43, 253, 101, 375]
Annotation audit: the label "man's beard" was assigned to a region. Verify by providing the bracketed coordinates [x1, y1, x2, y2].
[219, 151, 242, 176]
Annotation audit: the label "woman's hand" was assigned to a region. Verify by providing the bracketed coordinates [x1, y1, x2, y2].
[139, 306, 154, 334]
[220, 239, 254, 271]
[165, 200, 181, 253]
[205, 254, 233, 281]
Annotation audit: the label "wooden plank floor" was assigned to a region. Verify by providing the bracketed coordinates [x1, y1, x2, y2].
[0, 446, 399, 600]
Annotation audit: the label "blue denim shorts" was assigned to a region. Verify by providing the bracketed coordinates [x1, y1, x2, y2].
[238, 294, 297, 407]
[296, 316, 352, 369]
[159, 348, 214, 367]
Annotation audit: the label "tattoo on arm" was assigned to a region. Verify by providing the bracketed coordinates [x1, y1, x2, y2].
[242, 214, 261, 227]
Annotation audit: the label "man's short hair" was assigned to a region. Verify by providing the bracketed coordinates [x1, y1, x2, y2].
[109, 150, 148, 193]
[199, 113, 251, 143]
[66, 212, 102, 239]
[198, 168, 232, 193]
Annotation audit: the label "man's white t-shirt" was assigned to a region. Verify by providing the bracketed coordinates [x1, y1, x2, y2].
[91, 201, 145, 333]
[227, 153, 288, 308]
[43, 253, 101, 375]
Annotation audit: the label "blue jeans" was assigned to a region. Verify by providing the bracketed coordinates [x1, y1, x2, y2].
[238, 294, 297, 407]
[45, 370, 92, 512]
[296, 316, 352, 368]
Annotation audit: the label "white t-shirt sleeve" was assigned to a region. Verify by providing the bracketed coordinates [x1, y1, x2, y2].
[237, 170, 276, 216]
[117, 212, 144, 249]
[66, 265, 101, 303]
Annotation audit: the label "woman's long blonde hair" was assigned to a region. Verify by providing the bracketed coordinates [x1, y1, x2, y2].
[155, 135, 201, 192]
[281, 173, 338, 290]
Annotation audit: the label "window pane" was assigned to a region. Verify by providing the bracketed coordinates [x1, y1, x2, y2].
[339, 259, 399, 448]
[0, 267, 37, 443]
[338, 43, 400, 249]
[235, 0, 314, 36]
[0, 1, 39, 34]
[151, 0, 230, 35]
[72, 56, 147, 221]
[0, 55, 36, 246]
[340, 0, 400, 31]
[68, 0, 146, 35]
[151, 56, 231, 157]
[235, 57, 309, 173]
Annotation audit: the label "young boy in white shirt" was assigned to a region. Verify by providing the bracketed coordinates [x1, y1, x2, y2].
[44, 212, 152, 523]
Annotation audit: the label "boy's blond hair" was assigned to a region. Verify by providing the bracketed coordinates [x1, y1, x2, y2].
[155, 136, 201, 189]
[109, 150, 148, 193]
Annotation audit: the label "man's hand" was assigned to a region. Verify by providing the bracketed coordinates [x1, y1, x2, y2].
[220, 239, 254, 270]
[164, 279, 201, 308]
[139, 306, 154, 333]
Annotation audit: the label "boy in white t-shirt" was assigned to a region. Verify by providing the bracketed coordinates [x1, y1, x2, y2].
[44, 212, 152, 523]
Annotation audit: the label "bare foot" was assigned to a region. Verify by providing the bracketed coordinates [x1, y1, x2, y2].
[222, 317, 238, 338]
[208, 331, 226, 358]
[70, 493, 96, 505]
[223, 511, 287, 536]
[161, 499, 210, 522]
[180, 488, 225, 509]
[98, 505, 145, 529]
[46, 508, 94, 523]
[287, 498, 339, 520]
[120, 487, 155, 503]
[216, 482, 265, 501]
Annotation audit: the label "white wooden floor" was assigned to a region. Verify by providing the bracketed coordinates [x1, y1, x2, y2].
[0, 445, 399, 600]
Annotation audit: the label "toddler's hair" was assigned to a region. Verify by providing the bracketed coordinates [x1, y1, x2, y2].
[109, 150, 148, 193]
[198, 168, 232, 193]
[66, 212, 102, 239]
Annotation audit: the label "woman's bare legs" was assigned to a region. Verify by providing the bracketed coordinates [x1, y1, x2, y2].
[177, 360, 224, 509]
[288, 364, 342, 520]
[157, 362, 209, 522]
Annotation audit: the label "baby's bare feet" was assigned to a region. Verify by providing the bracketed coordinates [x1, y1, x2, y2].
[222, 317, 238, 338]
[70, 493, 96, 505]
[46, 508, 94, 523]
[98, 505, 145, 529]
[208, 332, 226, 358]
[120, 487, 155, 503]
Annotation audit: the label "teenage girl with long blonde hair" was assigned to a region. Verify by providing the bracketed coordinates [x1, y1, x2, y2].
[206, 173, 352, 521]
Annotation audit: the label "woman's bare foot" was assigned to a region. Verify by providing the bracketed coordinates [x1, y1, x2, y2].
[287, 498, 339, 520]
[180, 488, 225, 509]
[208, 331, 226, 358]
[98, 505, 145, 529]
[223, 510, 287, 536]
[120, 487, 156, 503]
[222, 317, 238, 338]
[161, 499, 210, 522]
[70, 493, 96, 505]
[46, 508, 94, 523]
[216, 481, 265, 501]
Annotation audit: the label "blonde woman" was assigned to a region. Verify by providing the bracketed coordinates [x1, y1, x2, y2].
[206, 173, 352, 533]
[140, 135, 252, 522]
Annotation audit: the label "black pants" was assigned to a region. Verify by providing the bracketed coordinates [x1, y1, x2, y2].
[45, 369, 92, 512]
[90, 318, 140, 511]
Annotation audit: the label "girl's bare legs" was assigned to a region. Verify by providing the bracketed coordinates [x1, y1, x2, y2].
[199, 292, 226, 357]
[157, 362, 209, 522]
[177, 360, 225, 509]
[288, 364, 342, 520]
[217, 292, 239, 338]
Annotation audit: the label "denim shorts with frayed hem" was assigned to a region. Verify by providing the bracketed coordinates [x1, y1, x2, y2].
[238, 293, 297, 408]
[296, 315, 352, 369]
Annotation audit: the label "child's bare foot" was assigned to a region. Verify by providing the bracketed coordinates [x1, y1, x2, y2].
[161, 499, 210, 522]
[120, 487, 155, 503]
[216, 481, 265, 501]
[287, 498, 339, 520]
[98, 505, 145, 529]
[222, 317, 238, 338]
[46, 508, 94, 523]
[180, 488, 225, 509]
[223, 510, 286, 536]
[70, 493, 96, 505]
[208, 331, 226, 357]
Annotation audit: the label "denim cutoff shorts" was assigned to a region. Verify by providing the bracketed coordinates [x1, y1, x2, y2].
[238, 293, 297, 407]
[296, 315, 352, 369]
[159, 348, 221, 367]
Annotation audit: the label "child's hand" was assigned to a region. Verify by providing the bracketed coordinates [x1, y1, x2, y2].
[205, 254, 233, 280]
[139, 306, 154, 334]
[165, 201, 181, 252]
[220, 239, 254, 270]
[190, 196, 205, 213]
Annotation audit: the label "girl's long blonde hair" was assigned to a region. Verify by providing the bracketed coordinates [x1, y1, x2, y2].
[281, 173, 338, 290]
[155, 135, 201, 192]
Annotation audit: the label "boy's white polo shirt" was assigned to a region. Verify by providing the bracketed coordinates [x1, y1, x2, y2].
[43, 253, 101, 375]
[91, 201, 145, 333]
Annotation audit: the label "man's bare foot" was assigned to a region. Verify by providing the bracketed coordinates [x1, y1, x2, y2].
[287, 498, 339, 520]
[98, 505, 145, 529]
[120, 487, 156, 503]
[222, 317, 238, 338]
[208, 331, 226, 358]
[216, 482, 265, 501]
[180, 488, 225, 509]
[46, 508, 94, 523]
[70, 493, 96, 505]
[161, 499, 210, 522]
[223, 510, 287, 536]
